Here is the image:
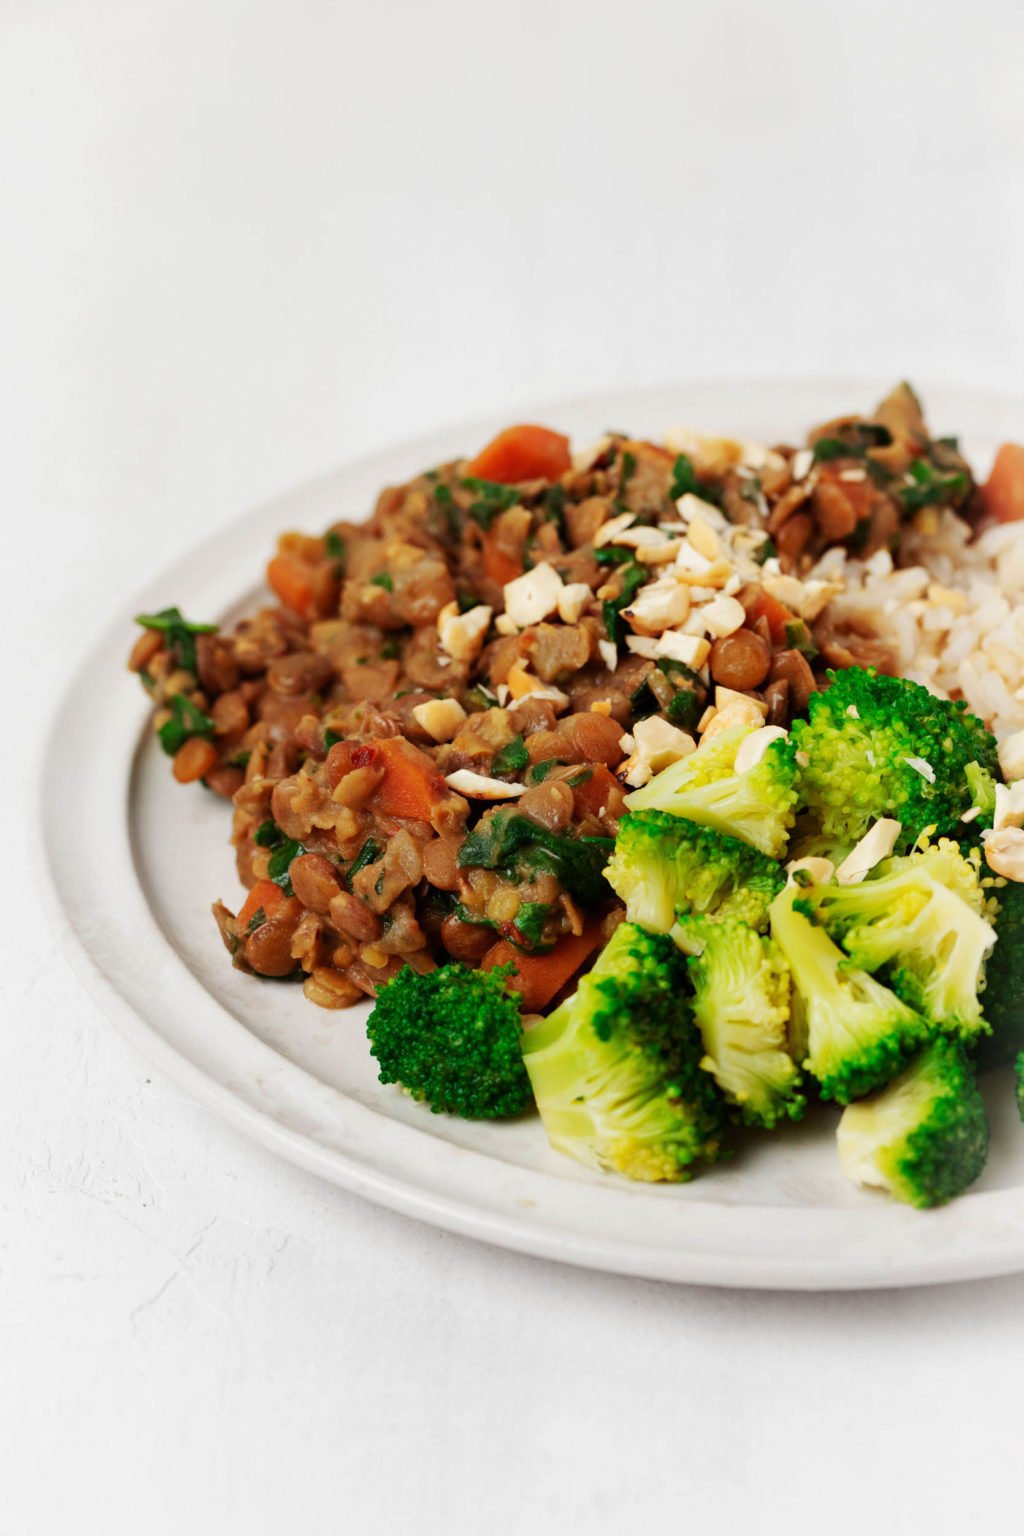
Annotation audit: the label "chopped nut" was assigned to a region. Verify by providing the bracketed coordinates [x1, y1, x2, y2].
[593, 512, 636, 547]
[622, 578, 691, 635]
[444, 770, 528, 799]
[438, 601, 492, 662]
[835, 818, 902, 885]
[598, 639, 618, 671]
[984, 826, 1024, 882]
[632, 716, 696, 772]
[411, 698, 467, 743]
[655, 630, 711, 668]
[503, 562, 564, 628]
[625, 634, 661, 659]
[998, 728, 1024, 783]
[557, 581, 591, 624]
[733, 724, 789, 776]
[699, 595, 747, 638]
[903, 755, 936, 785]
[786, 855, 836, 886]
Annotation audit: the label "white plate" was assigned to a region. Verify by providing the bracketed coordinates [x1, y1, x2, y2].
[39, 378, 1024, 1289]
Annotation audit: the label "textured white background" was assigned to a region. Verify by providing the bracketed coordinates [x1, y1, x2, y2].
[4, 1, 1024, 1532]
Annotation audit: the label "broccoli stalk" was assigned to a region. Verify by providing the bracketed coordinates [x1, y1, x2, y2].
[973, 876, 1024, 1069]
[604, 811, 785, 934]
[791, 666, 999, 856]
[624, 724, 799, 858]
[836, 1037, 989, 1208]
[769, 884, 929, 1103]
[521, 922, 725, 1182]
[367, 963, 533, 1118]
[677, 916, 805, 1128]
[803, 841, 996, 1042]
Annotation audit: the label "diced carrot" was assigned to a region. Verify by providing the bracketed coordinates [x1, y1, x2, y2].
[372, 737, 450, 821]
[740, 586, 794, 647]
[571, 764, 621, 822]
[465, 424, 571, 485]
[482, 920, 605, 1012]
[983, 443, 1024, 523]
[267, 553, 314, 619]
[481, 524, 524, 586]
[237, 878, 288, 932]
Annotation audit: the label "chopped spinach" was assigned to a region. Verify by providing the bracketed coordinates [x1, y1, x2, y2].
[619, 450, 637, 489]
[157, 694, 215, 756]
[460, 476, 522, 531]
[370, 571, 394, 591]
[380, 636, 402, 660]
[324, 728, 344, 749]
[267, 837, 303, 895]
[899, 458, 969, 513]
[602, 560, 648, 644]
[325, 530, 346, 569]
[594, 545, 634, 567]
[245, 907, 267, 936]
[136, 606, 217, 675]
[345, 836, 383, 890]
[457, 811, 614, 907]
[491, 734, 529, 778]
[512, 901, 552, 950]
[528, 758, 561, 783]
[669, 453, 720, 507]
[254, 819, 286, 848]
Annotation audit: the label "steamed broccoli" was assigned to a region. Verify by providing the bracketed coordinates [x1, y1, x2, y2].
[367, 963, 533, 1118]
[803, 841, 996, 1041]
[625, 724, 799, 858]
[973, 876, 1024, 1069]
[769, 884, 929, 1103]
[791, 667, 999, 855]
[520, 922, 725, 1181]
[604, 811, 785, 934]
[836, 1037, 989, 1208]
[677, 916, 805, 1128]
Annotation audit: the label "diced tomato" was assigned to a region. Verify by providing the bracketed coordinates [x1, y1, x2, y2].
[465, 424, 571, 485]
[983, 443, 1024, 523]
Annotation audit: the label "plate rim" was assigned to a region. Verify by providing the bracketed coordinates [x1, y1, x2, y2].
[37, 374, 1024, 1290]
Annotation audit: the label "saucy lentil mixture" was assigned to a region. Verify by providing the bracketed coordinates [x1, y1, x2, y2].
[128, 385, 981, 1017]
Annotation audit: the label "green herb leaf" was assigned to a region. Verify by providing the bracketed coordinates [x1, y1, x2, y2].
[324, 728, 343, 749]
[457, 811, 614, 906]
[811, 437, 856, 463]
[136, 606, 217, 675]
[345, 836, 382, 890]
[370, 572, 394, 591]
[267, 838, 303, 895]
[593, 545, 634, 566]
[512, 901, 551, 950]
[380, 636, 401, 660]
[491, 734, 529, 778]
[528, 758, 561, 783]
[245, 907, 267, 936]
[602, 560, 647, 644]
[899, 458, 969, 512]
[325, 530, 346, 566]
[669, 454, 720, 507]
[157, 694, 216, 756]
[460, 476, 522, 531]
[254, 819, 286, 848]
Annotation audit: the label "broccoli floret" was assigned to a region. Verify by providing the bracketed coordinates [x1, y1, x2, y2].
[367, 963, 533, 1118]
[625, 724, 799, 858]
[836, 1037, 989, 1208]
[520, 922, 725, 1181]
[604, 811, 785, 934]
[973, 877, 1024, 1069]
[769, 884, 928, 1103]
[791, 667, 999, 855]
[677, 916, 805, 1128]
[965, 761, 997, 829]
[803, 841, 996, 1041]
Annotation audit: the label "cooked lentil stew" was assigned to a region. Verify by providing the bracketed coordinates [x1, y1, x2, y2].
[129, 385, 988, 1015]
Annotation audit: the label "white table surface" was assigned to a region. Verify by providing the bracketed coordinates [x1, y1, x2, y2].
[4, 1, 1023, 1530]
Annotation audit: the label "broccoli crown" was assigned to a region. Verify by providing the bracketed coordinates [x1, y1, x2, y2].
[624, 724, 799, 858]
[679, 916, 805, 1129]
[367, 963, 533, 1118]
[520, 921, 725, 1181]
[604, 811, 785, 935]
[769, 884, 929, 1103]
[836, 1037, 989, 1208]
[804, 841, 996, 1039]
[974, 876, 1024, 1069]
[791, 667, 999, 855]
